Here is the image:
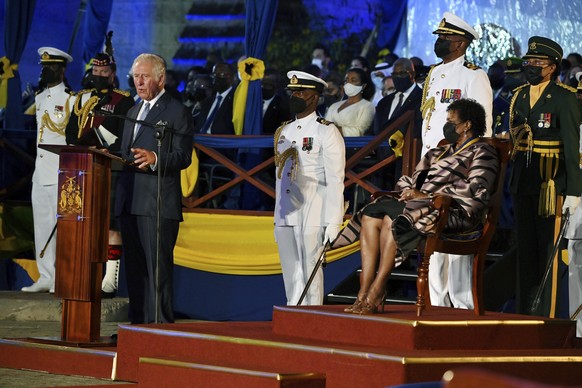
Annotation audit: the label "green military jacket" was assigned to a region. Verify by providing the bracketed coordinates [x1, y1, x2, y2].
[509, 82, 582, 202]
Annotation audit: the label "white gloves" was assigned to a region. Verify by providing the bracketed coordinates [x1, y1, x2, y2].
[324, 225, 341, 244]
[563, 195, 581, 215]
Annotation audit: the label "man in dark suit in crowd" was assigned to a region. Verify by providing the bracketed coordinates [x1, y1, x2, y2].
[261, 68, 291, 134]
[194, 62, 236, 134]
[115, 53, 193, 324]
[372, 58, 422, 189]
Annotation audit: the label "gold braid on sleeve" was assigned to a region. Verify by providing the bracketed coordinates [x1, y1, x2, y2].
[274, 124, 298, 180]
[39, 95, 73, 141]
[74, 94, 100, 138]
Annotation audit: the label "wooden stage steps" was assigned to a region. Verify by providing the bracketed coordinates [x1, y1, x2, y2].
[1, 305, 582, 386]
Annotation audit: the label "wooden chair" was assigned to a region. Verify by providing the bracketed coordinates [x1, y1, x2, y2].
[374, 138, 512, 316]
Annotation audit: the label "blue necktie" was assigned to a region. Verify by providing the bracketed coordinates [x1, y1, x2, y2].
[133, 101, 150, 141]
[200, 95, 223, 133]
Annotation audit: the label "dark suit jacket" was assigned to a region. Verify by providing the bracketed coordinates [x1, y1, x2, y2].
[115, 91, 193, 221]
[262, 93, 292, 134]
[194, 87, 236, 134]
[509, 82, 582, 196]
[373, 85, 423, 138]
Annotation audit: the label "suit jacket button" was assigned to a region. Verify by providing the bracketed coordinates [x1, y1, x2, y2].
[286, 189, 290, 193]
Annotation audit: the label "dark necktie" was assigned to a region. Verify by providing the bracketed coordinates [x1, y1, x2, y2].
[133, 101, 150, 141]
[201, 94, 223, 133]
[391, 92, 404, 119]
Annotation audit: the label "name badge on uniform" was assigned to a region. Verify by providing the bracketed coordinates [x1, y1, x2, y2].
[440, 89, 461, 103]
[537, 113, 551, 128]
[54, 105, 64, 119]
[302, 137, 313, 152]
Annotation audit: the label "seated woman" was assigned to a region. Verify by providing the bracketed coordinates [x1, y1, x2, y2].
[345, 98, 499, 314]
[325, 67, 375, 136]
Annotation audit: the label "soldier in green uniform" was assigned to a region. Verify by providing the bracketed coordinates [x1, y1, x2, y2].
[509, 36, 582, 315]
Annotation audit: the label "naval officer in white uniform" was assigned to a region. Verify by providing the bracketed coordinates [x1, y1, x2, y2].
[420, 12, 493, 309]
[22, 47, 74, 292]
[274, 71, 346, 305]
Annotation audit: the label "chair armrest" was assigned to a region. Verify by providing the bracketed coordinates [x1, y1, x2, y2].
[430, 194, 453, 235]
[371, 190, 400, 201]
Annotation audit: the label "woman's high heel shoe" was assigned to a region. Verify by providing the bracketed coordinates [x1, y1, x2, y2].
[357, 292, 387, 315]
[344, 296, 366, 313]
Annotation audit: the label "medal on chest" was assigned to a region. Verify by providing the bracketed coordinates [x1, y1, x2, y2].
[537, 113, 551, 128]
[54, 105, 64, 119]
[302, 137, 313, 152]
[440, 89, 462, 103]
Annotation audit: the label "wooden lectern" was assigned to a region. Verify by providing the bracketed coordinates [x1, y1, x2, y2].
[39, 145, 125, 345]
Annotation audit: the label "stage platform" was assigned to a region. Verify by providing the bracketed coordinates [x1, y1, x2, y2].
[1, 305, 581, 387]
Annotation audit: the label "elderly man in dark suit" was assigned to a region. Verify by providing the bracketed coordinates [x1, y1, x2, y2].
[372, 58, 423, 189]
[115, 53, 193, 324]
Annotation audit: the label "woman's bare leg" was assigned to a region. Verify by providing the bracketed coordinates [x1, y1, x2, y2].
[357, 215, 384, 300]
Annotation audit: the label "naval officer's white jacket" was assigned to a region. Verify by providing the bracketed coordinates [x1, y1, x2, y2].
[274, 111, 345, 228]
[420, 55, 493, 156]
[33, 82, 73, 185]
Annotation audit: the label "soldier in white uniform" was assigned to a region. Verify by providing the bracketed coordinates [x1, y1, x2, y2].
[22, 47, 74, 292]
[420, 12, 493, 309]
[274, 71, 346, 305]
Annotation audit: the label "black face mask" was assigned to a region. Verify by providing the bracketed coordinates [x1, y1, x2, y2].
[213, 77, 229, 92]
[434, 38, 452, 59]
[489, 76, 505, 90]
[443, 122, 460, 143]
[524, 66, 545, 86]
[91, 75, 110, 91]
[289, 95, 310, 114]
[40, 67, 60, 85]
[323, 94, 341, 108]
[191, 88, 208, 102]
[262, 87, 275, 100]
[393, 76, 413, 92]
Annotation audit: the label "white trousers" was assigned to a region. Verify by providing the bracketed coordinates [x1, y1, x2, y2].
[31, 183, 58, 287]
[275, 225, 324, 305]
[569, 239, 582, 337]
[428, 252, 474, 309]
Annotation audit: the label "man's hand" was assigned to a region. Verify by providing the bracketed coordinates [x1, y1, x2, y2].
[563, 195, 581, 215]
[324, 225, 341, 244]
[131, 148, 155, 169]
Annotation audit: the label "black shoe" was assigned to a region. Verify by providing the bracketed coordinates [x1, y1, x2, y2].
[101, 290, 116, 299]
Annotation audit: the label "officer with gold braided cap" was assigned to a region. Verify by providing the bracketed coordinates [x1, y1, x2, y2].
[509, 36, 582, 315]
[22, 47, 74, 293]
[274, 70, 345, 305]
[65, 32, 135, 298]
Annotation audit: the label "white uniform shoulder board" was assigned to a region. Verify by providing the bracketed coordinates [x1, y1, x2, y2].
[316, 117, 333, 125]
[463, 61, 481, 70]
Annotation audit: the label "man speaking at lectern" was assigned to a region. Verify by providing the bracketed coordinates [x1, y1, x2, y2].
[115, 53, 193, 324]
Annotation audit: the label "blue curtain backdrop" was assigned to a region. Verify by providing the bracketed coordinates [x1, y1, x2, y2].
[239, 0, 278, 209]
[3, 0, 36, 130]
[81, 0, 113, 66]
[376, 0, 407, 52]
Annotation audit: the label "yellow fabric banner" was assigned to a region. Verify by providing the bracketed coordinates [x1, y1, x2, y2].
[180, 150, 199, 197]
[174, 213, 360, 275]
[0, 56, 18, 109]
[232, 57, 265, 135]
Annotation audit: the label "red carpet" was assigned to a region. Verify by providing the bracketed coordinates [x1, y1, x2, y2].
[1, 305, 582, 387]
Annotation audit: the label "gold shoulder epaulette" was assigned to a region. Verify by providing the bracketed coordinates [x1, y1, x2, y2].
[512, 84, 528, 93]
[76, 89, 93, 95]
[113, 88, 131, 97]
[278, 119, 294, 129]
[463, 61, 481, 70]
[316, 117, 332, 125]
[557, 82, 577, 93]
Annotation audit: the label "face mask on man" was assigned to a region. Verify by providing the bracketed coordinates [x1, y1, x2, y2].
[434, 38, 452, 59]
[289, 95, 315, 114]
[443, 122, 461, 143]
[312, 58, 323, 69]
[392, 76, 413, 93]
[91, 75, 110, 91]
[371, 74, 384, 90]
[262, 87, 275, 100]
[40, 66, 60, 85]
